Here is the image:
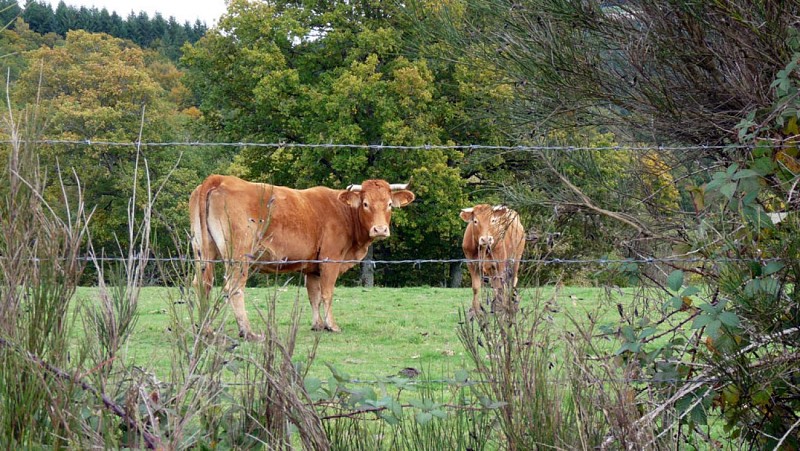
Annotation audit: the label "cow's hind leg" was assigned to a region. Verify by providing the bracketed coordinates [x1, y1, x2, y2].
[191, 254, 212, 301]
[224, 262, 262, 341]
[306, 274, 326, 331]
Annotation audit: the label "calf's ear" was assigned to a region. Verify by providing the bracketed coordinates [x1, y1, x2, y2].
[391, 190, 415, 208]
[492, 205, 509, 215]
[459, 208, 474, 222]
[339, 190, 362, 208]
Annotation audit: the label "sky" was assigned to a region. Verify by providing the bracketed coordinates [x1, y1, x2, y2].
[38, 0, 228, 26]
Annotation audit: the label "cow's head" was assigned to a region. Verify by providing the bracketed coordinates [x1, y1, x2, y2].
[461, 204, 515, 250]
[339, 180, 415, 240]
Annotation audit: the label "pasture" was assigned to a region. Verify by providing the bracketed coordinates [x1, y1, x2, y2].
[79, 284, 623, 382]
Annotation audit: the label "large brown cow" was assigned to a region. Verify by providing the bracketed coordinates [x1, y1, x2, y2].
[460, 204, 526, 315]
[190, 175, 415, 340]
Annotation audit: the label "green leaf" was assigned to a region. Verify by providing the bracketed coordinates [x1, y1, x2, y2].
[621, 325, 636, 341]
[761, 277, 780, 295]
[751, 156, 775, 175]
[742, 188, 759, 206]
[705, 320, 722, 339]
[731, 169, 759, 180]
[416, 411, 433, 425]
[752, 389, 771, 406]
[720, 182, 737, 200]
[638, 327, 657, 340]
[390, 399, 403, 418]
[379, 412, 400, 425]
[325, 362, 351, 382]
[681, 286, 700, 297]
[304, 377, 322, 395]
[718, 311, 740, 327]
[408, 398, 426, 409]
[667, 270, 684, 291]
[690, 403, 708, 426]
[705, 177, 724, 192]
[763, 261, 784, 276]
[744, 206, 775, 230]
[692, 314, 714, 329]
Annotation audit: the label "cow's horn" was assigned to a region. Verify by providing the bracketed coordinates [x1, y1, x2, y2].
[390, 176, 413, 190]
[347, 184, 362, 191]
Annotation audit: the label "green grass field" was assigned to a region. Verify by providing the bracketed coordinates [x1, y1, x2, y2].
[74, 284, 624, 383]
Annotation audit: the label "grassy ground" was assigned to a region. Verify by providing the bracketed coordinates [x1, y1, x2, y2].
[74, 284, 624, 383]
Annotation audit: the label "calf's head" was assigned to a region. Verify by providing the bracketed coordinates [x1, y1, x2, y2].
[339, 180, 415, 239]
[461, 204, 515, 250]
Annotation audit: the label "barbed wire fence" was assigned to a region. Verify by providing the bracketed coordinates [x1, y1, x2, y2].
[3, 139, 796, 390]
[0, 139, 753, 151]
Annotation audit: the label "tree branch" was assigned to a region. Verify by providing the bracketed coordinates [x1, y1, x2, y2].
[542, 156, 655, 236]
[0, 336, 161, 449]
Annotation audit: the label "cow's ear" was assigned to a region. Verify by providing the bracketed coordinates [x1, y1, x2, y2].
[459, 208, 474, 222]
[339, 190, 361, 208]
[391, 190, 415, 208]
[492, 205, 509, 217]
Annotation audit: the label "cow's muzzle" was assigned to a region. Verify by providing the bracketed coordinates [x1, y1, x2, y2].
[370, 225, 390, 239]
[478, 236, 495, 248]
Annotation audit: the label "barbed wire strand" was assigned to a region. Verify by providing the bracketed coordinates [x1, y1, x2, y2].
[1, 255, 794, 265]
[217, 376, 731, 388]
[0, 139, 753, 152]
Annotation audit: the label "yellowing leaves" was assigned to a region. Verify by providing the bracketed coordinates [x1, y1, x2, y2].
[639, 151, 680, 211]
[16, 30, 181, 142]
[391, 65, 434, 104]
[776, 148, 800, 174]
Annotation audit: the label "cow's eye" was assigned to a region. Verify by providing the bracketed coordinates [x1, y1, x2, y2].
[363, 201, 369, 209]
[473, 219, 478, 225]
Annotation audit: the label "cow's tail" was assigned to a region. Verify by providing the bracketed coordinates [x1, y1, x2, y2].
[190, 176, 221, 299]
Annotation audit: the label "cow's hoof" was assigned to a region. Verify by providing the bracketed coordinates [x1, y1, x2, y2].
[311, 323, 326, 332]
[325, 325, 341, 333]
[467, 307, 484, 321]
[242, 331, 265, 342]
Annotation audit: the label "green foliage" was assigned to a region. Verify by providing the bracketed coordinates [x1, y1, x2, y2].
[7, 29, 202, 258]
[182, 0, 480, 286]
[418, 0, 799, 446]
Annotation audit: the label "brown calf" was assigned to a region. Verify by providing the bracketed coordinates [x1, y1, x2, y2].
[460, 204, 526, 315]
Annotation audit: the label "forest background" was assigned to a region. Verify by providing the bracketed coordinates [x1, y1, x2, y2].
[0, 0, 696, 289]
[0, 1, 799, 447]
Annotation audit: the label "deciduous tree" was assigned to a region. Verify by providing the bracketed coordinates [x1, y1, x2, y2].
[13, 30, 199, 257]
[183, 0, 477, 286]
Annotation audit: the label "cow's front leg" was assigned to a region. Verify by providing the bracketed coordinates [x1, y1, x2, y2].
[224, 262, 263, 341]
[319, 262, 342, 332]
[490, 274, 506, 313]
[306, 274, 326, 331]
[466, 261, 484, 319]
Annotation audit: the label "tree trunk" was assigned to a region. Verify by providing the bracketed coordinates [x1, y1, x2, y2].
[361, 246, 374, 287]
[449, 261, 463, 288]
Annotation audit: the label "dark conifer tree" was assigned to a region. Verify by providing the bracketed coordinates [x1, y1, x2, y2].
[0, 0, 21, 28]
[12, 1, 206, 61]
[22, 0, 55, 34]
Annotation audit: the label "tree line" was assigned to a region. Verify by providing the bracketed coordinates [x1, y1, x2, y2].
[1, 0, 207, 60]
